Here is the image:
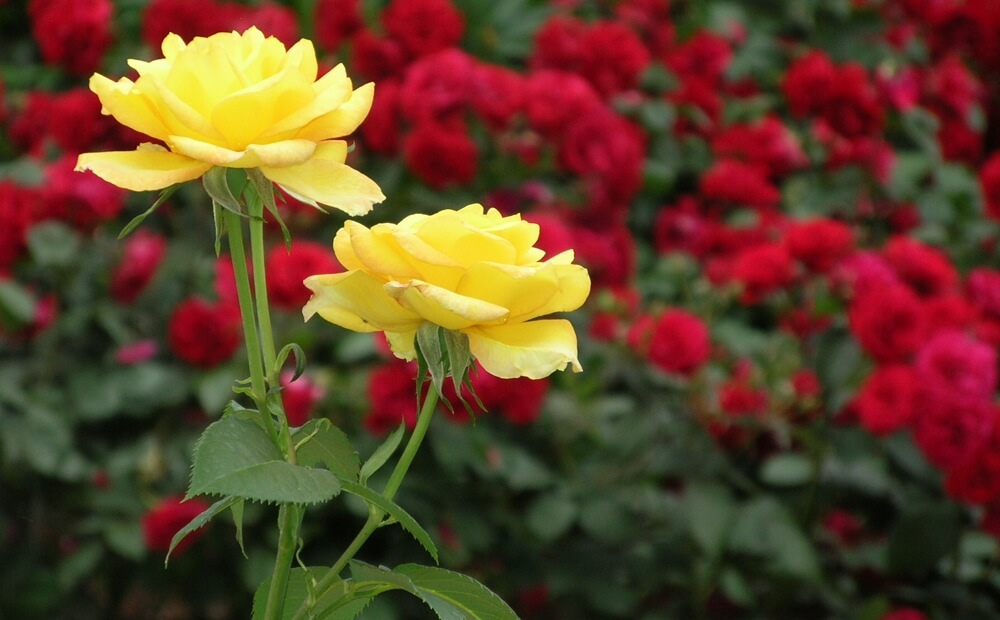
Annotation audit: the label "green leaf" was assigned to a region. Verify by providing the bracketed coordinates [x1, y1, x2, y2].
[728, 497, 821, 582]
[118, 184, 179, 238]
[166, 495, 240, 565]
[232, 499, 247, 558]
[396, 563, 519, 620]
[294, 419, 361, 481]
[27, 221, 81, 267]
[187, 416, 341, 504]
[248, 168, 291, 250]
[276, 343, 307, 383]
[416, 322, 448, 399]
[339, 480, 439, 563]
[203, 166, 244, 215]
[0, 279, 36, 328]
[253, 568, 376, 620]
[359, 423, 405, 485]
[684, 482, 735, 557]
[526, 493, 577, 542]
[758, 453, 814, 487]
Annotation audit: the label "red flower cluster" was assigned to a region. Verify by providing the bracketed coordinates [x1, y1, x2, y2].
[141, 496, 211, 555]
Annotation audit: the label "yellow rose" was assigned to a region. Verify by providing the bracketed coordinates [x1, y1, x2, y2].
[303, 204, 591, 379]
[75, 27, 384, 215]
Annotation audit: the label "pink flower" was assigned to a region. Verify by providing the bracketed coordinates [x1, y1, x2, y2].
[111, 230, 167, 304]
[114, 340, 159, 365]
[915, 330, 997, 401]
[280, 370, 325, 427]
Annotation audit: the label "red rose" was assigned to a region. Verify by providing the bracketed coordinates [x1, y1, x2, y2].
[399, 49, 474, 126]
[880, 609, 927, 620]
[579, 21, 651, 98]
[111, 230, 167, 304]
[9, 90, 54, 156]
[381, 0, 464, 59]
[968, 268, 1000, 318]
[570, 222, 636, 290]
[614, 0, 674, 56]
[730, 243, 795, 304]
[167, 298, 242, 368]
[848, 285, 927, 363]
[226, 2, 299, 47]
[469, 63, 525, 131]
[402, 122, 478, 188]
[719, 380, 769, 418]
[350, 30, 407, 82]
[265, 241, 341, 312]
[699, 159, 781, 211]
[913, 395, 995, 470]
[141, 0, 243, 50]
[854, 364, 919, 436]
[280, 370, 325, 427]
[882, 235, 958, 297]
[818, 63, 885, 138]
[38, 157, 126, 232]
[530, 16, 588, 74]
[360, 79, 402, 156]
[668, 77, 724, 137]
[557, 108, 646, 208]
[783, 51, 838, 119]
[0, 181, 37, 272]
[665, 30, 732, 84]
[784, 218, 855, 273]
[978, 152, 1000, 221]
[822, 509, 865, 546]
[524, 70, 603, 140]
[142, 495, 211, 555]
[832, 251, 901, 299]
[915, 330, 997, 401]
[628, 309, 711, 377]
[28, 0, 113, 76]
[711, 116, 807, 179]
[315, 0, 363, 51]
[945, 445, 1000, 505]
[365, 361, 418, 435]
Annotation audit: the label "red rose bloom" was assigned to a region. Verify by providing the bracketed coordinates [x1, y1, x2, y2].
[111, 230, 167, 304]
[968, 268, 1000, 318]
[142, 495, 211, 555]
[579, 21, 652, 98]
[615, 0, 674, 56]
[28, 0, 113, 76]
[0, 182, 37, 272]
[167, 298, 242, 368]
[360, 79, 402, 155]
[880, 609, 927, 620]
[628, 309, 712, 377]
[945, 445, 1000, 505]
[141, 0, 242, 51]
[280, 370, 325, 427]
[265, 241, 341, 312]
[914, 330, 997, 401]
[399, 49, 474, 125]
[469, 63, 525, 131]
[882, 236, 958, 297]
[848, 285, 927, 363]
[571, 222, 636, 290]
[557, 108, 646, 208]
[366, 361, 418, 435]
[38, 157, 126, 232]
[350, 30, 407, 82]
[524, 70, 603, 139]
[914, 395, 995, 470]
[381, 0, 464, 59]
[978, 152, 1000, 221]
[784, 218, 855, 273]
[402, 121, 478, 188]
[230, 2, 300, 47]
[315, 0, 363, 51]
[665, 31, 732, 85]
[783, 51, 838, 119]
[719, 380, 770, 418]
[699, 159, 781, 211]
[854, 364, 919, 436]
[730, 243, 795, 304]
[530, 16, 589, 74]
[711, 116, 807, 179]
[833, 251, 901, 299]
[818, 63, 885, 138]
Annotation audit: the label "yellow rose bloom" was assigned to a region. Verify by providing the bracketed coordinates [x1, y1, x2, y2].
[303, 204, 591, 379]
[75, 27, 384, 215]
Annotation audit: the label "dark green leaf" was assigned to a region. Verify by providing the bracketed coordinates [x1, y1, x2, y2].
[758, 453, 814, 487]
[166, 495, 240, 565]
[203, 166, 244, 215]
[276, 343, 307, 383]
[888, 503, 962, 579]
[359, 423, 405, 485]
[0, 279, 36, 328]
[187, 416, 341, 504]
[27, 221, 81, 267]
[295, 419, 361, 481]
[340, 480, 439, 563]
[684, 482, 735, 557]
[396, 563, 519, 620]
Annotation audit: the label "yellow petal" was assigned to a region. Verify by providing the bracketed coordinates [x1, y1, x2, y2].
[514, 263, 591, 322]
[295, 81, 375, 142]
[466, 320, 582, 379]
[332, 225, 363, 271]
[168, 135, 316, 168]
[75, 147, 212, 191]
[385, 329, 418, 362]
[260, 146, 385, 216]
[455, 262, 559, 320]
[264, 64, 353, 137]
[343, 221, 422, 280]
[211, 61, 313, 149]
[89, 74, 170, 141]
[385, 280, 509, 330]
[415, 209, 518, 268]
[302, 271, 422, 332]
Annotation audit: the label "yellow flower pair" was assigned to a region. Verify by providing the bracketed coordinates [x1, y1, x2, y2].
[77, 28, 590, 380]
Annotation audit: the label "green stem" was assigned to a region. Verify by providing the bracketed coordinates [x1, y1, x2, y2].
[224, 208, 268, 411]
[264, 504, 304, 620]
[247, 191, 279, 382]
[292, 388, 441, 620]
